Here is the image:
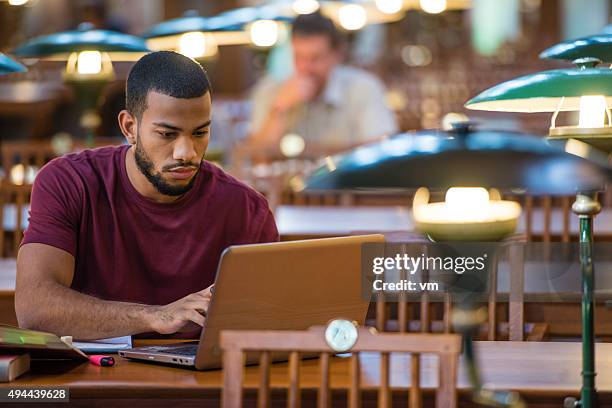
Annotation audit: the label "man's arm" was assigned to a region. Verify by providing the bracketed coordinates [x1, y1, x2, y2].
[248, 75, 317, 151]
[15, 243, 212, 340]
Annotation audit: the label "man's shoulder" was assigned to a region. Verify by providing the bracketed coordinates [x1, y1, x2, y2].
[37, 145, 124, 184]
[202, 161, 269, 208]
[335, 65, 385, 91]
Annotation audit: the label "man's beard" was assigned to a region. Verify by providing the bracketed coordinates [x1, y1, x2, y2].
[134, 136, 201, 197]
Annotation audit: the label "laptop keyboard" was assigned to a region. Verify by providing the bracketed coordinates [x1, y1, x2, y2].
[167, 345, 198, 356]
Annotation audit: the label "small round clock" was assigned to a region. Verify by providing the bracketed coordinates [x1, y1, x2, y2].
[324, 319, 359, 353]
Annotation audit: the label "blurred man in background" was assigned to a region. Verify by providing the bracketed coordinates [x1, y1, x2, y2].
[249, 12, 398, 154]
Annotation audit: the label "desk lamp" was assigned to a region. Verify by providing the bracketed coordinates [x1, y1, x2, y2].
[466, 52, 612, 408]
[144, 6, 293, 57]
[12, 23, 150, 145]
[305, 123, 611, 407]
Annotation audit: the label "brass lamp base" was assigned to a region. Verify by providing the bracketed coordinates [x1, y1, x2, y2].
[548, 126, 612, 153]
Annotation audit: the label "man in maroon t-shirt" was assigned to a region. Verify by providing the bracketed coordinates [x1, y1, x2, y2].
[15, 51, 279, 340]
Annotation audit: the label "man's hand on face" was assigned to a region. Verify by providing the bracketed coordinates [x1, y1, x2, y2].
[273, 74, 318, 113]
[149, 285, 214, 334]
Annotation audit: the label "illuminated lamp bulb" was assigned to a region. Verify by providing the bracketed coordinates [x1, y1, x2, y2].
[292, 0, 320, 14]
[578, 95, 607, 128]
[375, 0, 403, 14]
[76, 51, 102, 74]
[420, 0, 447, 14]
[338, 4, 367, 31]
[280, 133, 306, 157]
[250, 20, 279, 47]
[178, 31, 218, 59]
[445, 187, 490, 221]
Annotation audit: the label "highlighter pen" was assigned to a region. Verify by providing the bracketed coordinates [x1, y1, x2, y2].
[89, 355, 115, 367]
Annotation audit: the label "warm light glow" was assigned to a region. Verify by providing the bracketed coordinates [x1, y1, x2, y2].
[250, 20, 279, 47]
[292, 0, 320, 14]
[76, 51, 102, 74]
[8, 0, 29, 5]
[578, 95, 607, 128]
[338, 4, 367, 31]
[375, 0, 403, 14]
[280, 133, 306, 157]
[413, 187, 521, 223]
[445, 187, 490, 221]
[420, 0, 447, 14]
[412, 187, 522, 240]
[10, 164, 38, 185]
[179, 31, 218, 59]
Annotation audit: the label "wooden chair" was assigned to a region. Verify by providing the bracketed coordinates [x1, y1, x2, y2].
[0, 181, 31, 258]
[365, 231, 547, 342]
[220, 326, 461, 408]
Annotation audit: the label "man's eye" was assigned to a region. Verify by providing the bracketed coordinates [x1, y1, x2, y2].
[159, 132, 177, 139]
[194, 130, 209, 138]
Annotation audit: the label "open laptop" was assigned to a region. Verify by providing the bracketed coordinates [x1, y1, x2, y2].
[119, 234, 383, 369]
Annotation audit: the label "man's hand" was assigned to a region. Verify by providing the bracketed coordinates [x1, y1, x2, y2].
[148, 286, 214, 335]
[273, 75, 318, 113]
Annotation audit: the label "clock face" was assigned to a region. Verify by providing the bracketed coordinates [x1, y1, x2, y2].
[324, 319, 359, 352]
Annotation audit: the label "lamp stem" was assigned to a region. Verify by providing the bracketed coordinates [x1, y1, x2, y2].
[572, 193, 601, 408]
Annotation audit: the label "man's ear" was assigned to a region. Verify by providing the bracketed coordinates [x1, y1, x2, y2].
[118, 110, 137, 145]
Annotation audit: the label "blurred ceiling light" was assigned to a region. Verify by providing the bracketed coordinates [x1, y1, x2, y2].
[338, 4, 367, 31]
[178, 31, 218, 58]
[375, 0, 403, 14]
[292, 0, 320, 14]
[400, 45, 432, 66]
[280, 133, 306, 157]
[385, 89, 407, 111]
[250, 20, 279, 47]
[420, 0, 447, 14]
[8, 0, 29, 5]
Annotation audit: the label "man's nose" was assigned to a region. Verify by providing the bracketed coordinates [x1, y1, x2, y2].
[173, 135, 197, 163]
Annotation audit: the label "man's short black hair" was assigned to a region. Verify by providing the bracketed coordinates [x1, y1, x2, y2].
[291, 11, 342, 49]
[126, 51, 211, 119]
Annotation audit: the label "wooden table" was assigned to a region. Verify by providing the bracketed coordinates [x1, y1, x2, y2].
[1, 341, 611, 407]
[276, 206, 612, 240]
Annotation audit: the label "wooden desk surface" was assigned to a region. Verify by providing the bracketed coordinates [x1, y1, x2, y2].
[276, 205, 612, 239]
[1, 341, 612, 404]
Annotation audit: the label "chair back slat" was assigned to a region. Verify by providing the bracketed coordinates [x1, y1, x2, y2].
[487, 255, 498, 341]
[288, 351, 300, 408]
[258, 351, 271, 408]
[542, 196, 552, 242]
[561, 196, 571, 242]
[318, 352, 330, 408]
[378, 352, 391, 408]
[348, 353, 360, 408]
[410, 353, 422, 408]
[524, 196, 533, 240]
[221, 349, 244, 408]
[437, 352, 458, 408]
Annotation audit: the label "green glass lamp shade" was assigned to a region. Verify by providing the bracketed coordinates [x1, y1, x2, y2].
[0, 53, 26, 75]
[304, 126, 611, 195]
[143, 6, 292, 38]
[465, 68, 612, 112]
[539, 34, 612, 63]
[13, 25, 149, 57]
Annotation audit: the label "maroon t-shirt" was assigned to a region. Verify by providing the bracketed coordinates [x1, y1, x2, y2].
[22, 145, 279, 307]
